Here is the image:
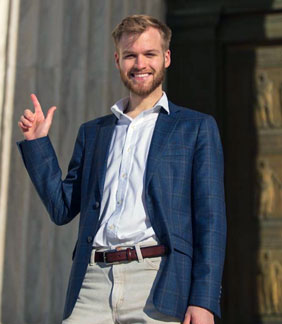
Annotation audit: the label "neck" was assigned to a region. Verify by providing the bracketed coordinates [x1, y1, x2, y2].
[126, 86, 163, 118]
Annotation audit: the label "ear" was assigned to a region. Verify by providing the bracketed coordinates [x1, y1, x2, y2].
[114, 52, 120, 69]
[164, 49, 171, 68]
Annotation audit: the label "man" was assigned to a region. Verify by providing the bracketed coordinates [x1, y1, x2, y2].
[18, 15, 226, 324]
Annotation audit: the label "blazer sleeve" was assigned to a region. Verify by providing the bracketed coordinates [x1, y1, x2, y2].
[189, 115, 227, 317]
[17, 125, 85, 225]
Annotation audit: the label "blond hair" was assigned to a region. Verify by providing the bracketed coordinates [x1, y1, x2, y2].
[112, 14, 172, 50]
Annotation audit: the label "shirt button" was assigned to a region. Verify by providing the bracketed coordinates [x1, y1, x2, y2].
[87, 236, 93, 243]
[117, 199, 123, 205]
[93, 201, 100, 209]
[122, 173, 127, 179]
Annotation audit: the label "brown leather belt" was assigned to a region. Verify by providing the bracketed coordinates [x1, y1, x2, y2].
[94, 245, 167, 263]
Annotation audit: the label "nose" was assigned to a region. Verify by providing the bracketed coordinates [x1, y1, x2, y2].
[134, 55, 146, 70]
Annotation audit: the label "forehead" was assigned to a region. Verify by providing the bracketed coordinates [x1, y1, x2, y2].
[118, 27, 163, 52]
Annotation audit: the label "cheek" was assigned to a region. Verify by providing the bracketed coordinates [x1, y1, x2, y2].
[151, 60, 164, 71]
[120, 62, 133, 74]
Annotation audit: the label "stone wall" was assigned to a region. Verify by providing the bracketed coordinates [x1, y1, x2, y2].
[0, 1, 165, 323]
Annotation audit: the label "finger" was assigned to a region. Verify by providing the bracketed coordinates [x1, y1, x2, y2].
[23, 109, 35, 122]
[30, 93, 42, 114]
[20, 115, 33, 128]
[183, 313, 191, 324]
[45, 106, 57, 125]
[18, 121, 29, 132]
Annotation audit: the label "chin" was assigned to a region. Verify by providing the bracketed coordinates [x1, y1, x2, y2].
[121, 71, 164, 97]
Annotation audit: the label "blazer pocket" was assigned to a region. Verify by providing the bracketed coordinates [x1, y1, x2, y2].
[172, 234, 193, 258]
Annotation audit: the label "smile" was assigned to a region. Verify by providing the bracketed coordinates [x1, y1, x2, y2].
[130, 72, 152, 80]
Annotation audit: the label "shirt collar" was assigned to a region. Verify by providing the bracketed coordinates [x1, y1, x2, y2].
[111, 92, 170, 120]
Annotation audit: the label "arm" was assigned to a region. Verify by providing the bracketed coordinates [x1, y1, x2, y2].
[184, 116, 226, 323]
[17, 94, 84, 225]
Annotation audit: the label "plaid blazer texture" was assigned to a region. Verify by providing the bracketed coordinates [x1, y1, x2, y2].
[18, 101, 226, 321]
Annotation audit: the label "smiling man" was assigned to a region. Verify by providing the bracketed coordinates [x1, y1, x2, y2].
[17, 15, 226, 324]
[115, 26, 169, 99]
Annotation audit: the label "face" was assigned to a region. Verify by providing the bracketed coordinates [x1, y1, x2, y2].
[114, 27, 171, 97]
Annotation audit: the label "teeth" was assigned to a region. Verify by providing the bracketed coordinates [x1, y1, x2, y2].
[134, 73, 149, 77]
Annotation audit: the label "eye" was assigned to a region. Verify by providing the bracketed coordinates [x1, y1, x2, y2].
[146, 53, 156, 57]
[124, 54, 135, 59]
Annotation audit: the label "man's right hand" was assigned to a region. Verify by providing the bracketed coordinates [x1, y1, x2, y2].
[18, 93, 57, 140]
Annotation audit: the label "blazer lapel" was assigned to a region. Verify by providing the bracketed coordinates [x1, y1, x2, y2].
[91, 101, 181, 200]
[145, 102, 180, 188]
[93, 115, 117, 199]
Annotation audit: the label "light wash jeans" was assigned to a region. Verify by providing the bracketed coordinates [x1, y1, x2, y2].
[62, 247, 180, 324]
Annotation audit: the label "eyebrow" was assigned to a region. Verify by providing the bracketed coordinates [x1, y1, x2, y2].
[122, 49, 160, 55]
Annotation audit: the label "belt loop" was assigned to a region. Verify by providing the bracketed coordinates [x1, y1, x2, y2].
[134, 244, 144, 263]
[90, 249, 96, 266]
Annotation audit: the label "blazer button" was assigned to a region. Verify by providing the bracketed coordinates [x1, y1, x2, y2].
[93, 201, 100, 209]
[87, 236, 93, 243]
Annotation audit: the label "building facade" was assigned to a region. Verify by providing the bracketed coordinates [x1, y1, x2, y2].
[1, 0, 282, 323]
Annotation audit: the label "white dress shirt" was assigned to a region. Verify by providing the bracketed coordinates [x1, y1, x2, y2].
[93, 92, 170, 248]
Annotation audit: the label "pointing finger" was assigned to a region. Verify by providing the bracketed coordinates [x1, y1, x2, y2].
[30, 93, 42, 114]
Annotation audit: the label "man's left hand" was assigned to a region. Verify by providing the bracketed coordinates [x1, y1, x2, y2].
[183, 306, 214, 324]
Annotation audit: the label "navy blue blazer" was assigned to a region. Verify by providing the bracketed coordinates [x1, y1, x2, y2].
[18, 101, 226, 321]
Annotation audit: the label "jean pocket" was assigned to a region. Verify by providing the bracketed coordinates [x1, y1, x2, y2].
[144, 256, 162, 270]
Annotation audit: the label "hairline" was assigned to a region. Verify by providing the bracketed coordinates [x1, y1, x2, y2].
[114, 27, 169, 53]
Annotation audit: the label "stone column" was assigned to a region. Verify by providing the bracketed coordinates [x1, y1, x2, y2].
[0, 0, 21, 322]
[0, 1, 165, 323]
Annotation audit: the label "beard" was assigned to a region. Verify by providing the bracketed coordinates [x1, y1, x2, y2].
[120, 63, 165, 97]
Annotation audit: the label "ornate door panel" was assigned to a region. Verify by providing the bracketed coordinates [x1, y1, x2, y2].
[167, 4, 282, 323]
[224, 43, 282, 324]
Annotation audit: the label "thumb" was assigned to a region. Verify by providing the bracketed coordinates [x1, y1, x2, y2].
[45, 106, 57, 125]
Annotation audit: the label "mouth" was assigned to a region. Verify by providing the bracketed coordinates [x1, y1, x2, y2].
[130, 72, 153, 81]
